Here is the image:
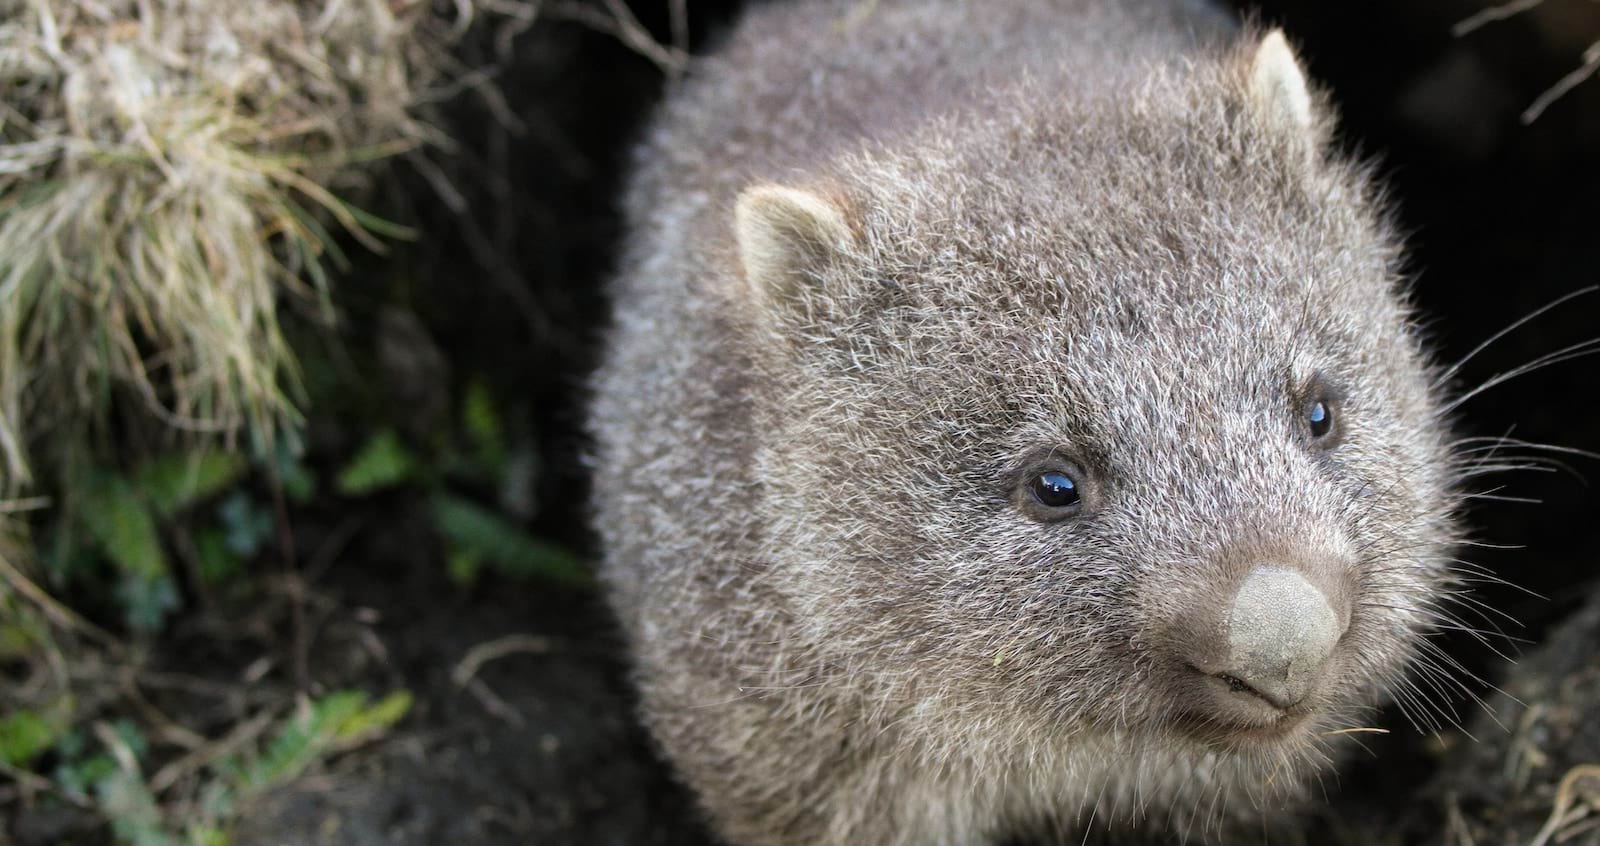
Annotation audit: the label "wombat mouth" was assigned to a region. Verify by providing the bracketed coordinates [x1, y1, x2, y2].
[1168, 707, 1311, 748]
[1168, 664, 1317, 747]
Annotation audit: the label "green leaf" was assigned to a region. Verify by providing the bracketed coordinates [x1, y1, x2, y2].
[54, 726, 88, 759]
[0, 709, 58, 767]
[41, 517, 97, 584]
[225, 689, 410, 792]
[216, 493, 272, 559]
[430, 494, 588, 586]
[0, 596, 46, 658]
[90, 719, 176, 845]
[231, 712, 330, 790]
[268, 439, 316, 505]
[186, 825, 232, 846]
[96, 768, 178, 846]
[54, 753, 116, 799]
[106, 719, 149, 760]
[136, 452, 248, 518]
[79, 472, 167, 581]
[446, 547, 484, 587]
[192, 528, 244, 586]
[461, 379, 506, 467]
[116, 572, 181, 633]
[331, 691, 412, 742]
[336, 430, 417, 496]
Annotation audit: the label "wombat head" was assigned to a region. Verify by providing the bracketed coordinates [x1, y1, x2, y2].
[731, 32, 1461, 785]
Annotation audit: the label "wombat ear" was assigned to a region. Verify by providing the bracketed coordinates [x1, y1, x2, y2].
[1247, 30, 1314, 133]
[734, 185, 854, 311]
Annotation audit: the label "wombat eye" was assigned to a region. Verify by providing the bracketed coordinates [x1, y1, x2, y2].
[1028, 471, 1081, 511]
[1306, 396, 1337, 442]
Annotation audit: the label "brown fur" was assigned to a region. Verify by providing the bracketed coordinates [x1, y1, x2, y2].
[589, 1, 1464, 842]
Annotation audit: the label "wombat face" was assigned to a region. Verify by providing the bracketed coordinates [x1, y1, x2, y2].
[733, 34, 1460, 770]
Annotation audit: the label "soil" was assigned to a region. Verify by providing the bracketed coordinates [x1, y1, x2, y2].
[227, 559, 711, 846]
[1419, 585, 1600, 845]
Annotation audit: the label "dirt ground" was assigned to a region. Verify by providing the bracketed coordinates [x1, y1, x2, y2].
[1419, 588, 1600, 846]
[225, 567, 710, 846]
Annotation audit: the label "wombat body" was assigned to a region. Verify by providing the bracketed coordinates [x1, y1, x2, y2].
[589, 1, 1462, 843]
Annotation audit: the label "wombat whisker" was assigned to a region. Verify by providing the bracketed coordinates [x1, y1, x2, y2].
[1415, 636, 1517, 718]
[1399, 678, 1479, 742]
[1450, 450, 1563, 468]
[1435, 584, 1525, 627]
[1451, 452, 1557, 472]
[1431, 605, 1519, 656]
[1448, 432, 1595, 484]
[1310, 763, 1339, 807]
[1450, 449, 1568, 469]
[1199, 773, 1230, 842]
[1456, 537, 1526, 550]
[1463, 489, 1544, 505]
[1426, 617, 1518, 650]
[1452, 452, 1581, 480]
[1386, 677, 1441, 735]
[1312, 726, 1376, 758]
[1319, 725, 1391, 737]
[1412, 685, 1472, 741]
[1404, 657, 1470, 727]
[1444, 335, 1600, 413]
[1443, 558, 1546, 599]
[1448, 435, 1600, 463]
[1361, 602, 1518, 658]
[1424, 599, 1533, 643]
[1432, 283, 1599, 389]
[1455, 463, 1561, 478]
[1421, 599, 1516, 651]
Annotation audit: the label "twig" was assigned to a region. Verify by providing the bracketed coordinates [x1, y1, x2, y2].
[0, 496, 48, 513]
[302, 515, 365, 584]
[451, 634, 552, 686]
[545, 0, 688, 75]
[1454, 0, 1545, 37]
[0, 550, 121, 650]
[131, 669, 243, 700]
[120, 670, 209, 751]
[463, 677, 526, 727]
[1531, 764, 1600, 846]
[148, 711, 277, 794]
[94, 720, 143, 774]
[1445, 794, 1477, 846]
[669, 0, 688, 59]
[1558, 814, 1600, 843]
[1523, 40, 1600, 123]
[0, 760, 95, 810]
[479, 0, 543, 58]
[266, 459, 310, 694]
[1451, 0, 1600, 124]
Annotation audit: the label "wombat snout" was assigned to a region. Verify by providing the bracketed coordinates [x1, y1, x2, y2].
[1181, 566, 1350, 715]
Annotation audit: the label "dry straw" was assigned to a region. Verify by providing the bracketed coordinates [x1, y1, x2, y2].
[0, 0, 525, 491]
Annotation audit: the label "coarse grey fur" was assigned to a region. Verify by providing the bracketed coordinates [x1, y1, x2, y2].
[588, 0, 1465, 843]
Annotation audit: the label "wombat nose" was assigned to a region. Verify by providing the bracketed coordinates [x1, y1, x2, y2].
[1218, 567, 1343, 709]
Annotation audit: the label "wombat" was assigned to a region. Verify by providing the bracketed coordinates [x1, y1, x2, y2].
[589, 0, 1463, 842]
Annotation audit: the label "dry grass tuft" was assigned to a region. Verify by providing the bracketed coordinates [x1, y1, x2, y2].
[0, 0, 534, 491]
